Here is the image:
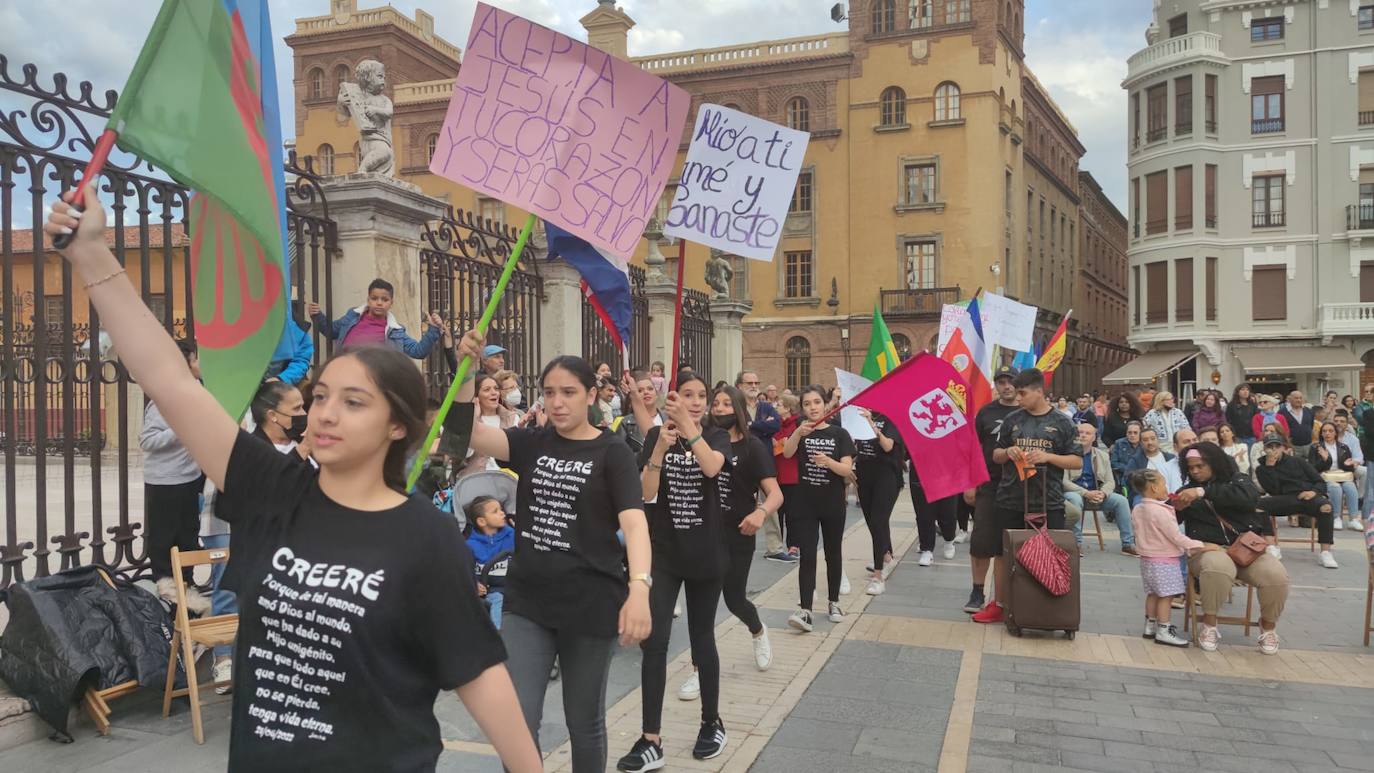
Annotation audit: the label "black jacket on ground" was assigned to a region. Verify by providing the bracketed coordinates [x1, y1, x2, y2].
[1256, 453, 1325, 496]
[1176, 472, 1265, 544]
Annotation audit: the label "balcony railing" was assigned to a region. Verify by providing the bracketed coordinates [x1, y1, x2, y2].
[1360, 111, 1374, 126]
[1321, 303, 1374, 336]
[1145, 217, 1168, 235]
[1146, 126, 1168, 143]
[1206, 119, 1218, 133]
[880, 287, 962, 319]
[1253, 212, 1285, 228]
[1175, 119, 1193, 135]
[1126, 31, 1222, 82]
[1349, 203, 1374, 231]
[1175, 213, 1193, 230]
[1252, 117, 1284, 134]
[1205, 214, 1217, 229]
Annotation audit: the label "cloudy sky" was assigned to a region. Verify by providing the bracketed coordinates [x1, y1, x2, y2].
[5, 0, 1153, 208]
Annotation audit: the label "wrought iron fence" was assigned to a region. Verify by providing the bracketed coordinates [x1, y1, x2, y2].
[581, 264, 649, 371]
[420, 208, 543, 398]
[679, 288, 714, 385]
[0, 56, 337, 589]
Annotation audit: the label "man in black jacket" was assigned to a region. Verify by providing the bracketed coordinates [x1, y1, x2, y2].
[1255, 433, 1337, 568]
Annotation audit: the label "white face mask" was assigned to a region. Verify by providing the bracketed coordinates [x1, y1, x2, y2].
[504, 389, 522, 406]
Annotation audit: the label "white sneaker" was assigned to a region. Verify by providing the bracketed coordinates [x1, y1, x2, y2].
[1265, 545, 1282, 560]
[753, 629, 773, 671]
[1257, 629, 1280, 655]
[942, 541, 956, 560]
[1334, 518, 1345, 531]
[952, 529, 969, 544]
[866, 578, 886, 596]
[677, 670, 701, 701]
[1320, 550, 1340, 569]
[1198, 623, 1221, 652]
[918, 550, 934, 567]
[828, 601, 844, 623]
[1351, 518, 1365, 530]
[838, 573, 851, 595]
[787, 608, 813, 633]
[213, 658, 233, 695]
[1154, 624, 1190, 648]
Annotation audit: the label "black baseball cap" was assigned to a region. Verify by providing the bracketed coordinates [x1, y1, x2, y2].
[993, 365, 1019, 382]
[1262, 432, 1286, 448]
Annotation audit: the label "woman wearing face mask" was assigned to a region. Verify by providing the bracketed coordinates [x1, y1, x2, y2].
[782, 385, 856, 632]
[461, 374, 521, 477]
[203, 379, 314, 693]
[494, 369, 524, 412]
[616, 371, 732, 771]
[457, 333, 651, 773]
[45, 191, 540, 772]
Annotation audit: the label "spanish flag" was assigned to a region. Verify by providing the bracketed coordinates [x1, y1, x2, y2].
[861, 304, 901, 381]
[1035, 310, 1072, 387]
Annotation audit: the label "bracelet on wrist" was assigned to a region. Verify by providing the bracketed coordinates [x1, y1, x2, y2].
[685, 433, 702, 446]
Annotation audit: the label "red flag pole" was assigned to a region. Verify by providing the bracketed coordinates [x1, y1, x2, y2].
[53, 128, 119, 249]
[669, 237, 686, 391]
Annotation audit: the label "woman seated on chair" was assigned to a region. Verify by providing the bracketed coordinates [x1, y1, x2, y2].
[1172, 441, 1289, 655]
[1256, 432, 1339, 570]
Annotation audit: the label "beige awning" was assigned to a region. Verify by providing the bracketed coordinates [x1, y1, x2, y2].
[1236, 346, 1364, 374]
[1101, 350, 1197, 385]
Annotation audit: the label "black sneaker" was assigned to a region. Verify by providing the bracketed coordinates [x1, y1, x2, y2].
[692, 717, 728, 760]
[616, 736, 665, 772]
[962, 588, 986, 614]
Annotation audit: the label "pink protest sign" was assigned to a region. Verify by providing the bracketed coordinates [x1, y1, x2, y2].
[430, 3, 691, 261]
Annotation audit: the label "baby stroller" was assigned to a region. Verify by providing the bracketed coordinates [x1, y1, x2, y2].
[434, 469, 519, 534]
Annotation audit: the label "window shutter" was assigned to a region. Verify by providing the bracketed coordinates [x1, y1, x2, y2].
[1174, 165, 1193, 229]
[1146, 261, 1167, 323]
[1175, 258, 1193, 322]
[1251, 265, 1287, 321]
[1145, 172, 1167, 234]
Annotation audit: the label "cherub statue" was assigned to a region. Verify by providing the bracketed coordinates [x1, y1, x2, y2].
[337, 59, 394, 176]
[704, 248, 734, 298]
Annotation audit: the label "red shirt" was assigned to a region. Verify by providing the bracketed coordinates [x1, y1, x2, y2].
[342, 312, 387, 349]
[773, 416, 799, 485]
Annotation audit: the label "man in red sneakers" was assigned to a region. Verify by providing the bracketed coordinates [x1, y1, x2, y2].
[972, 368, 1081, 624]
[962, 366, 1021, 615]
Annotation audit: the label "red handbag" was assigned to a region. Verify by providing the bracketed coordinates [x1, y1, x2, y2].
[1016, 475, 1072, 596]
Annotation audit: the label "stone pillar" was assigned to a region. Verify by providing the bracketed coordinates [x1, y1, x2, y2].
[540, 258, 586, 364]
[309, 173, 448, 340]
[710, 298, 752, 385]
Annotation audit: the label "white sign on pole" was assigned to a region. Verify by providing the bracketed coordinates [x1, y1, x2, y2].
[978, 291, 1037, 352]
[936, 304, 968, 355]
[835, 368, 876, 441]
[664, 104, 811, 261]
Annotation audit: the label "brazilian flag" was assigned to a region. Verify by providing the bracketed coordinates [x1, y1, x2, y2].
[861, 305, 900, 381]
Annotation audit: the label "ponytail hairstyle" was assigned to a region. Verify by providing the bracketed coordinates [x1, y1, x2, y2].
[327, 347, 426, 493]
[714, 384, 753, 466]
[250, 380, 299, 439]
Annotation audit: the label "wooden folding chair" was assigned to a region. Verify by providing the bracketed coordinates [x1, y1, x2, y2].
[1080, 502, 1105, 551]
[80, 567, 140, 736]
[1183, 565, 1258, 640]
[161, 546, 236, 744]
[1268, 513, 1316, 552]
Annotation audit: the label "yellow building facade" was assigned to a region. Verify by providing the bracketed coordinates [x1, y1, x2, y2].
[288, 0, 1124, 395]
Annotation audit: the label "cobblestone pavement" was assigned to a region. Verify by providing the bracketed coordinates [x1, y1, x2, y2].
[5, 497, 1374, 772]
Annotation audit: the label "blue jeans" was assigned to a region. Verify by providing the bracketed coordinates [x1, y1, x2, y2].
[1327, 480, 1360, 518]
[485, 590, 504, 629]
[1363, 462, 1374, 519]
[201, 533, 237, 659]
[1065, 491, 1134, 548]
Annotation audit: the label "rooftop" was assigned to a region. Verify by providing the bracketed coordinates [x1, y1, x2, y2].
[291, 3, 462, 63]
[8, 224, 188, 254]
[630, 32, 850, 76]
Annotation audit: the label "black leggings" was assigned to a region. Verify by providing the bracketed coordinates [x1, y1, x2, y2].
[145, 476, 205, 580]
[857, 462, 902, 570]
[792, 495, 846, 610]
[722, 540, 763, 635]
[956, 494, 973, 532]
[1259, 493, 1335, 545]
[780, 484, 799, 550]
[640, 564, 723, 733]
[911, 481, 958, 552]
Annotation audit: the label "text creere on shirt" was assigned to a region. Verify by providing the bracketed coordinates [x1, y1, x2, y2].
[796, 424, 857, 500]
[717, 434, 777, 549]
[220, 431, 504, 773]
[994, 407, 1077, 516]
[500, 425, 643, 636]
[640, 424, 733, 578]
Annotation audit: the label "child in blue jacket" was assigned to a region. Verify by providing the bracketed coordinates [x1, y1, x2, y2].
[308, 278, 443, 359]
[463, 495, 515, 628]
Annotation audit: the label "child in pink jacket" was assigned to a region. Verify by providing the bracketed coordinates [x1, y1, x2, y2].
[1128, 468, 1213, 648]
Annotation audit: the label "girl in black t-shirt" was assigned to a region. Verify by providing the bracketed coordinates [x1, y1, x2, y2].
[458, 342, 652, 773]
[618, 371, 733, 770]
[854, 409, 904, 596]
[782, 385, 857, 632]
[43, 192, 540, 773]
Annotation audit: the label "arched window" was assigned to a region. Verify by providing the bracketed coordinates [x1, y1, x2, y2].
[316, 143, 334, 175]
[785, 336, 811, 392]
[935, 82, 961, 121]
[872, 0, 896, 33]
[426, 133, 439, 163]
[880, 86, 906, 126]
[786, 97, 810, 132]
[308, 68, 325, 99]
[333, 64, 351, 92]
[891, 333, 913, 361]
